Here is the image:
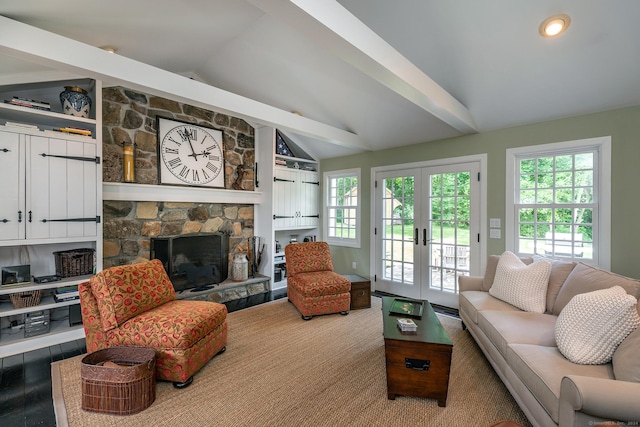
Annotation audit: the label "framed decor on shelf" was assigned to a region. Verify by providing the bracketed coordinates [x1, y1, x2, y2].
[389, 298, 424, 319]
[156, 116, 225, 188]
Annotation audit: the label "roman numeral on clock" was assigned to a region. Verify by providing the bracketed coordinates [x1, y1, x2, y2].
[164, 147, 179, 155]
[192, 169, 200, 182]
[179, 165, 189, 178]
[206, 162, 219, 174]
[168, 157, 182, 168]
[177, 128, 196, 142]
[202, 169, 210, 180]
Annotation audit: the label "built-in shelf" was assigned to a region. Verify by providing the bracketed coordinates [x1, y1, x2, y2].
[103, 182, 263, 204]
[0, 275, 91, 296]
[0, 323, 85, 358]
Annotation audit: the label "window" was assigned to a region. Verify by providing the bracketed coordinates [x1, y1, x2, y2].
[506, 137, 611, 269]
[324, 168, 360, 248]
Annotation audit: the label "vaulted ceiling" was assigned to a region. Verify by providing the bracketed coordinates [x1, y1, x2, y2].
[1, 1, 639, 159]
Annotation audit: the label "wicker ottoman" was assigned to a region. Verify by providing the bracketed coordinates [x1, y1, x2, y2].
[81, 347, 156, 415]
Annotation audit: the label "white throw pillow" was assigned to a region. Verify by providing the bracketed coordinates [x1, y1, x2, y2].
[555, 286, 640, 365]
[488, 251, 551, 313]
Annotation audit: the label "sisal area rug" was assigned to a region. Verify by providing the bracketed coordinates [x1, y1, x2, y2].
[52, 297, 531, 427]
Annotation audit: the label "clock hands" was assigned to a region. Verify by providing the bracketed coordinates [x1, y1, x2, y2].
[177, 127, 201, 161]
[193, 135, 220, 158]
[186, 131, 200, 161]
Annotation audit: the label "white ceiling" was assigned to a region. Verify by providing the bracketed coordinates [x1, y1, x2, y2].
[1, 0, 639, 159]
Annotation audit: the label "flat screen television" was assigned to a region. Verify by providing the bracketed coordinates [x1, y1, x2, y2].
[150, 233, 228, 293]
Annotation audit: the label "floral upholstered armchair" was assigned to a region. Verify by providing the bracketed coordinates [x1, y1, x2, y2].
[285, 241, 351, 320]
[79, 259, 227, 388]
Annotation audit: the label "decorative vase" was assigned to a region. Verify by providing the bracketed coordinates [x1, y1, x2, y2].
[59, 86, 92, 118]
[122, 141, 136, 183]
[231, 253, 248, 282]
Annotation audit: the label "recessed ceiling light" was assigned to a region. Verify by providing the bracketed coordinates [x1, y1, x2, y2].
[539, 14, 571, 38]
[100, 46, 118, 54]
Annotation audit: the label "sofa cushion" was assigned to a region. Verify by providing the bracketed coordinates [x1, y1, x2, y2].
[489, 251, 551, 313]
[459, 291, 521, 325]
[109, 300, 227, 350]
[506, 344, 614, 423]
[90, 259, 176, 332]
[533, 255, 576, 313]
[482, 254, 533, 292]
[555, 286, 640, 364]
[477, 310, 557, 358]
[612, 326, 640, 382]
[552, 262, 640, 315]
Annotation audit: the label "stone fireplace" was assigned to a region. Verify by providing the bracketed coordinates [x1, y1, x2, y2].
[100, 87, 268, 302]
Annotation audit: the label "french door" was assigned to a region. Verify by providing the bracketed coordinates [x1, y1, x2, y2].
[373, 161, 480, 308]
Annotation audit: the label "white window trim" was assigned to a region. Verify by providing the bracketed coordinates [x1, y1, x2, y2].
[323, 168, 361, 248]
[505, 136, 611, 270]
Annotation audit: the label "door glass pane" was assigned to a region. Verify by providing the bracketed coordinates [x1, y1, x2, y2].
[429, 172, 470, 294]
[382, 177, 414, 284]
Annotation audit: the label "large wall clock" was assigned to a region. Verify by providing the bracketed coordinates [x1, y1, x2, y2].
[157, 116, 225, 188]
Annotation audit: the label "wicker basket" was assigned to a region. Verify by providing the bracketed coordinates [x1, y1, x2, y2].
[10, 289, 42, 309]
[53, 248, 95, 278]
[81, 347, 157, 415]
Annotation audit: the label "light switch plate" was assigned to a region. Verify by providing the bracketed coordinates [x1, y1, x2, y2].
[490, 229, 501, 239]
[490, 218, 501, 228]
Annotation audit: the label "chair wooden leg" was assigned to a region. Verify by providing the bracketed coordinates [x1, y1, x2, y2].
[173, 376, 194, 389]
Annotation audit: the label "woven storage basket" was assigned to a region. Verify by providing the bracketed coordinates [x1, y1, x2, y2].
[53, 248, 95, 278]
[81, 347, 157, 415]
[10, 289, 42, 309]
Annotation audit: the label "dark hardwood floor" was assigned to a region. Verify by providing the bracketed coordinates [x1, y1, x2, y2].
[0, 288, 287, 427]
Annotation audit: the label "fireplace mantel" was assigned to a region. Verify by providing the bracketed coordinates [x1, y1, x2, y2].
[103, 182, 263, 204]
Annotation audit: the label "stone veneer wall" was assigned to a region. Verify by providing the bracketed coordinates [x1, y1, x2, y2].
[101, 87, 256, 269]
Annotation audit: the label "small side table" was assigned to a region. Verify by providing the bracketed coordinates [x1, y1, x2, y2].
[343, 274, 371, 310]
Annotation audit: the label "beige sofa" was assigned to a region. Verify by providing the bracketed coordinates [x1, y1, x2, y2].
[459, 255, 640, 427]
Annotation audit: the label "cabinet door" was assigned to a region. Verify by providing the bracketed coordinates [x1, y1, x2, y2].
[299, 170, 319, 227]
[0, 131, 25, 240]
[26, 136, 98, 239]
[273, 168, 297, 229]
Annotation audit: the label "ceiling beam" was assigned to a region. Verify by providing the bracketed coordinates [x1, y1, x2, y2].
[0, 15, 368, 151]
[248, 0, 478, 134]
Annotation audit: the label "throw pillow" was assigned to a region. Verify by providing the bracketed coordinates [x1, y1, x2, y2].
[613, 325, 640, 382]
[552, 262, 640, 315]
[482, 254, 534, 292]
[488, 251, 551, 313]
[532, 255, 576, 313]
[555, 286, 640, 365]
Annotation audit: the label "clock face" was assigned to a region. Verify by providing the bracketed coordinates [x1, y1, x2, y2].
[157, 117, 224, 187]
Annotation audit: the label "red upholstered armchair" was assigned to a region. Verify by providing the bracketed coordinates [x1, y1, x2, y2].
[285, 241, 351, 320]
[78, 259, 227, 388]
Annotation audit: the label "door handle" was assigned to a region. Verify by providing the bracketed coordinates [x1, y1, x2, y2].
[423, 229, 428, 246]
[414, 228, 419, 245]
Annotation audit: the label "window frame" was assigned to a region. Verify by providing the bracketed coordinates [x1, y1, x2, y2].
[505, 136, 611, 270]
[323, 168, 361, 248]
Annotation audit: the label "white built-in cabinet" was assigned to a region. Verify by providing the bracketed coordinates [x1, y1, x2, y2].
[0, 131, 99, 241]
[255, 128, 320, 290]
[0, 77, 102, 358]
[273, 166, 319, 229]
